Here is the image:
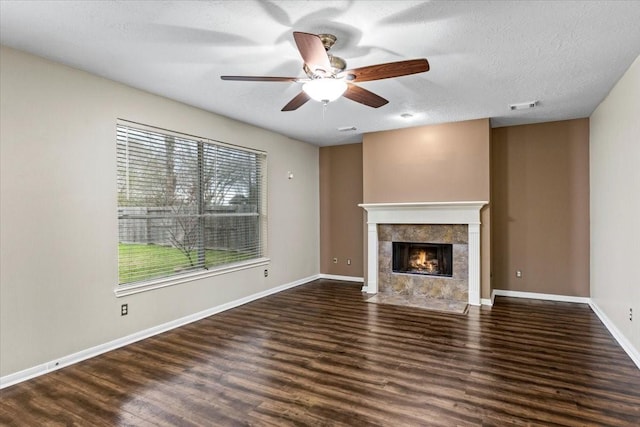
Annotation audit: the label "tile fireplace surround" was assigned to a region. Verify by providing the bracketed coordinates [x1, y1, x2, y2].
[359, 202, 487, 306]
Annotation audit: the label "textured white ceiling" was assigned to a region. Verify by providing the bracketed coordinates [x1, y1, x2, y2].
[1, 1, 640, 146]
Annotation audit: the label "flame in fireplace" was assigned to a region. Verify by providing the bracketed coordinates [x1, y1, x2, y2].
[409, 249, 439, 273]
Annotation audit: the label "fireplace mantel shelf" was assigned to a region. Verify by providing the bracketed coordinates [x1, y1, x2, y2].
[359, 201, 487, 226]
[359, 201, 487, 306]
[359, 201, 487, 209]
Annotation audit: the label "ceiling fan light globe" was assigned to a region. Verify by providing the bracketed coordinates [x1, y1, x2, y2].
[302, 79, 347, 103]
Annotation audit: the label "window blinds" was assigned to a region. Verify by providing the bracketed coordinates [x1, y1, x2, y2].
[116, 123, 267, 285]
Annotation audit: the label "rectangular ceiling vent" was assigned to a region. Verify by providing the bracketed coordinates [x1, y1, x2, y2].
[509, 101, 538, 111]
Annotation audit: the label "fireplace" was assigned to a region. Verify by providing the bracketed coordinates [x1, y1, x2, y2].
[392, 242, 453, 277]
[359, 201, 487, 306]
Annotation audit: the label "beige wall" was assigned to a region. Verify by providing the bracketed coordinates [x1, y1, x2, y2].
[363, 119, 490, 203]
[0, 46, 319, 377]
[491, 119, 590, 297]
[362, 119, 491, 298]
[590, 56, 640, 357]
[319, 144, 364, 277]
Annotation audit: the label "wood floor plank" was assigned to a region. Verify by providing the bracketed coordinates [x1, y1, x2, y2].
[1, 280, 639, 426]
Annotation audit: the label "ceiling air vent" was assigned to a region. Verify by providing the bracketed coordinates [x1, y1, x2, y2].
[509, 101, 538, 111]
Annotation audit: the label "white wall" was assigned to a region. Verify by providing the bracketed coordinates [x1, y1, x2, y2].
[0, 46, 319, 377]
[590, 55, 640, 359]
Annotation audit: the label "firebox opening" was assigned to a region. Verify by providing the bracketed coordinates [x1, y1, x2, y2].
[392, 242, 453, 277]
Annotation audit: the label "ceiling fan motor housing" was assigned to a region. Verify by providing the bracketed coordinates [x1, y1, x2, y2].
[303, 34, 346, 78]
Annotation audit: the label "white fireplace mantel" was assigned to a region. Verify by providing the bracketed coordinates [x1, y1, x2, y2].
[359, 201, 487, 306]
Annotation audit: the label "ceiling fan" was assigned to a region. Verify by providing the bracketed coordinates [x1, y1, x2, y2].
[221, 31, 430, 111]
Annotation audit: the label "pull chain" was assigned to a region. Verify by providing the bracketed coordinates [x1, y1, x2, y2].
[322, 100, 328, 120]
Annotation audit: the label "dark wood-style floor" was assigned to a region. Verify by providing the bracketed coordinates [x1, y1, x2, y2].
[1, 280, 639, 426]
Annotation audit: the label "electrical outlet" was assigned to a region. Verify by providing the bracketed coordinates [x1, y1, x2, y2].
[347, 259, 351, 265]
[333, 257, 338, 264]
[264, 269, 268, 277]
[121, 304, 128, 316]
[516, 270, 522, 278]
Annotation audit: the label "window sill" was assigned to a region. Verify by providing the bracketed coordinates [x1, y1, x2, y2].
[114, 257, 270, 297]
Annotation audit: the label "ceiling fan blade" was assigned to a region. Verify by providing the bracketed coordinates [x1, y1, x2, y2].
[343, 84, 388, 108]
[341, 59, 429, 82]
[221, 75, 300, 82]
[281, 91, 311, 111]
[293, 32, 332, 75]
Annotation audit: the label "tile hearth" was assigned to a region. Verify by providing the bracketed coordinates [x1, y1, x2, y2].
[366, 293, 469, 315]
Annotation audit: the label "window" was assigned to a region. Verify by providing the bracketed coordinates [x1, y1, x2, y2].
[116, 122, 267, 288]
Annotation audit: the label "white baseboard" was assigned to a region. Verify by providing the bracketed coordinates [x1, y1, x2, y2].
[0, 274, 318, 389]
[480, 298, 493, 306]
[318, 274, 364, 283]
[589, 301, 640, 370]
[492, 289, 591, 304]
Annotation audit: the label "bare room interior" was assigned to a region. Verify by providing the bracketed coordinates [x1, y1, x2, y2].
[1, 1, 639, 425]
